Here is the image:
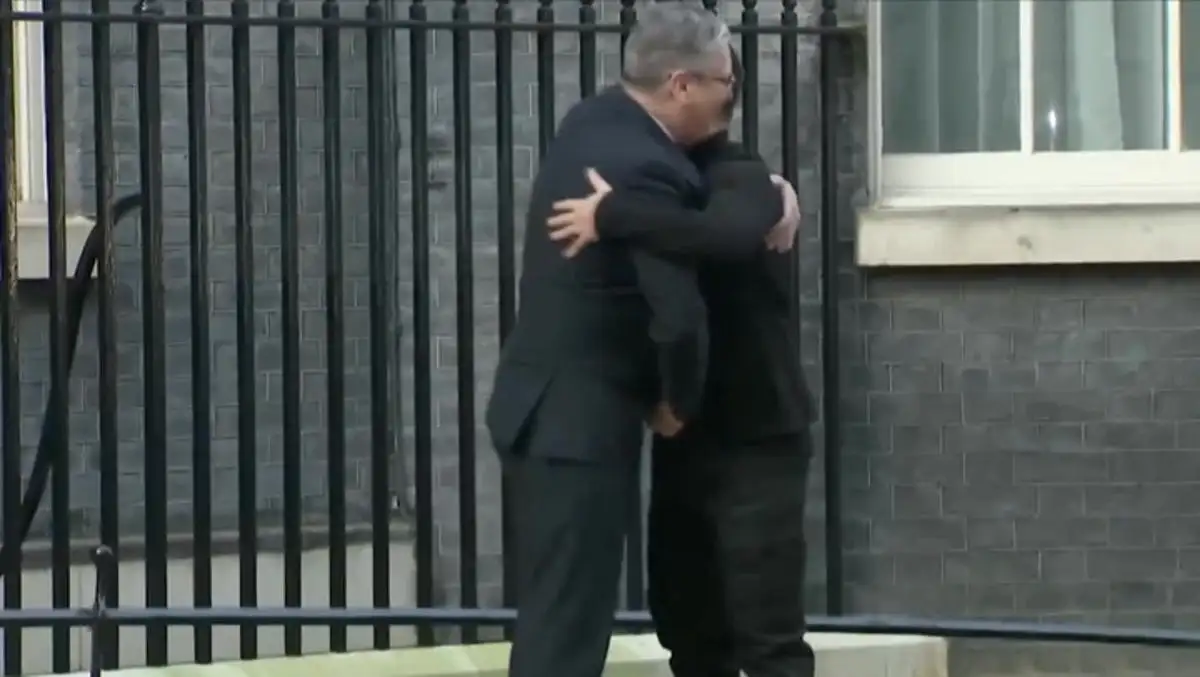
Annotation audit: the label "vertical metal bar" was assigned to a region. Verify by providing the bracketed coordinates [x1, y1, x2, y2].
[275, 0, 303, 656]
[41, 0, 70, 668]
[0, 1, 21, 670]
[230, 0, 259, 657]
[617, 0, 643, 615]
[184, 0, 213, 663]
[134, 0, 169, 663]
[618, 0, 643, 610]
[321, 0, 349, 653]
[92, 0, 121, 667]
[409, 0, 435, 649]
[781, 1, 800, 340]
[578, 0, 596, 97]
[818, 0, 844, 617]
[619, 0, 636, 68]
[494, 0, 517, 637]
[89, 546, 115, 677]
[740, 0, 760, 151]
[381, 0, 406, 540]
[535, 0, 555, 157]
[365, 0, 393, 650]
[450, 0, 479, 645]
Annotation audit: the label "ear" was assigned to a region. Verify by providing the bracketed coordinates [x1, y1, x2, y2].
[666, 70, 689, 96]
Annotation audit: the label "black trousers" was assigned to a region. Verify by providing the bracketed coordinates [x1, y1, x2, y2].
[505, 452, 638, 677]
[648, 432, 815, 677]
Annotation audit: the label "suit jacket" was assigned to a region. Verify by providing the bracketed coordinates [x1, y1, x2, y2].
[595, 133, 815, 446]
[485, 86, 712, 464]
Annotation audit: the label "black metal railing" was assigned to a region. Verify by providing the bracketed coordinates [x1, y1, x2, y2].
[1, 1, 1197, 676]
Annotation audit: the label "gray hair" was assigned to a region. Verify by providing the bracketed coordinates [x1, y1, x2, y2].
[622, 3, 731, 88]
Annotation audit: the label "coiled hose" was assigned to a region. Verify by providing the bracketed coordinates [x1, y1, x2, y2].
[0, 193, 144, 577]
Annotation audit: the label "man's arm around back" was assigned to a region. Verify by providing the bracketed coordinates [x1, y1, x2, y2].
[614, 163, 711, 428]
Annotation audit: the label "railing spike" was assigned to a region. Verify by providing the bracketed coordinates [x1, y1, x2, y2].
[89, 545, 115, 677]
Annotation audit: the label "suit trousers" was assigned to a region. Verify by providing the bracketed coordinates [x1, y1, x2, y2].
[505, 451, 638, 677]
[648, 432, 815, 677]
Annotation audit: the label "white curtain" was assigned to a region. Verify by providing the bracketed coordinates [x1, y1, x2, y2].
[881, 0, 1019, 153]
[881, 0, 1168, 154]
[1037, 0, 1166, 151]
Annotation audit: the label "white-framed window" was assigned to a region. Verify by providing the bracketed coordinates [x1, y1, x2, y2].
[12, 0, 47, 207]
[868, 0, 1200, 208]
[9, 1, 92, 281]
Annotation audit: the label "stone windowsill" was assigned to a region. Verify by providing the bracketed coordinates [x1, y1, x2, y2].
[857, 203, 1200, 267]
[14, 201, 96, 280]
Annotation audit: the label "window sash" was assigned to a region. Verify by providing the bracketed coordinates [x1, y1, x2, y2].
[870, 0, 1193, 207]
[13, 0, 46, 205]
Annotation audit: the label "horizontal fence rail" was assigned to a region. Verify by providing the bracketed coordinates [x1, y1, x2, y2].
[2, 1, 1189, 676]
[0, 9, 865, 34]
[13, 592, 1200, 651]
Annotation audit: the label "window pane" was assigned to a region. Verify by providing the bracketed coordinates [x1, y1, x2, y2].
[881, 0, 1020, 154]
[1184, 0, 1200, 150]
[1033, 0, 1168, 152]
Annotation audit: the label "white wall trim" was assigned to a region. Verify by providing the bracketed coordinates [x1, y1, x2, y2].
[14, 202, 95, 281]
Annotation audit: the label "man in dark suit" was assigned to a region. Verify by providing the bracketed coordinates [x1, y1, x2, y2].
[546, 49, 816, 677]
[483, 6, 792, 677]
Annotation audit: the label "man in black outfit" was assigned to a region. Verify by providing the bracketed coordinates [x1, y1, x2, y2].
[484, 6, 793, 677]
[546, 49, 816, 677]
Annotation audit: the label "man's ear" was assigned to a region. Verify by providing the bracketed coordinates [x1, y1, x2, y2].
[667, 70, 691, 98]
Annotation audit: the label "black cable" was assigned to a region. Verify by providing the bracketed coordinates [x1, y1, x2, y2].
[0, 192, 144, 578]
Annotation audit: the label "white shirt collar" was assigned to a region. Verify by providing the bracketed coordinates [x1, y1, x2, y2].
[647, 112, 675, 143]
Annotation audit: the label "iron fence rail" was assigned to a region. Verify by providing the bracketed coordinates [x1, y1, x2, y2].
[22, 546, 1200, 650]
[0, 10, 865, 33]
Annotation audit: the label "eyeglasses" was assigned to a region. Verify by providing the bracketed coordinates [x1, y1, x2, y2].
[690, 71, 737, 87]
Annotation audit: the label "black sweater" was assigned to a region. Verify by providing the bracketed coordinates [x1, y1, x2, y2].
[596, 135, 815, 445]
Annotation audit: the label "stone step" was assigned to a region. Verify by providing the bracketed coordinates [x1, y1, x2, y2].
[37, 632, 948, 677]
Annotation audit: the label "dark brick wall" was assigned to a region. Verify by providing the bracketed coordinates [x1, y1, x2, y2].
[11, 0, 1200, 673]
[842, 269, 1200, 676]
[12, 0, 389, 538]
